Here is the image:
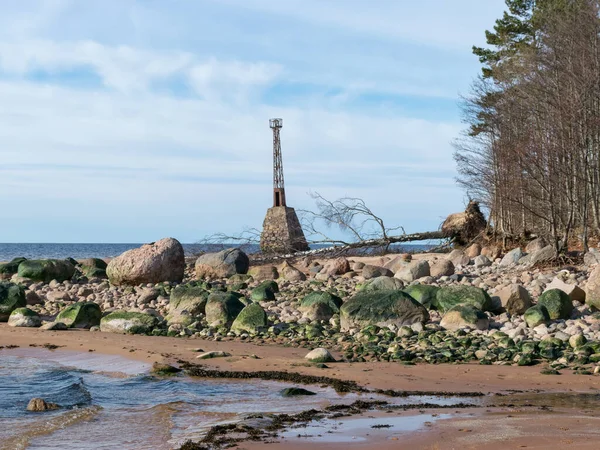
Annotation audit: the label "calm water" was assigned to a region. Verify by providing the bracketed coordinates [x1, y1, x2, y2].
[0, 243, 435, 261]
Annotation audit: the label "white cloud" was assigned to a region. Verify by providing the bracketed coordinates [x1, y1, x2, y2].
[0, 0, 508, 242]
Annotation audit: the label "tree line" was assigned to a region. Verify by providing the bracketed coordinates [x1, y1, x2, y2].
[455, 0, 600, 252]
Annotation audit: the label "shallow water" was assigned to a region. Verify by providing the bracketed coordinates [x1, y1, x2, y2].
[0, 350, 382, 449]
[0, 349, 482, 449]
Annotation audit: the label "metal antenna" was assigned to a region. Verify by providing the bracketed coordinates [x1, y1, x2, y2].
[269, 118, 286, 207]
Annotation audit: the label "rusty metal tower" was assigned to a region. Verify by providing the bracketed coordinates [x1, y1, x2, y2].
[270, 118, 286, 207]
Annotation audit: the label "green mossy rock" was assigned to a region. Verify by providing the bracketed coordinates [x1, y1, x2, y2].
[0, 258, 27, 280]
[435, 285, 493, 313]
[363, 277, 404, 292]
[167, 283, 210, 326]
[280, 387, 317, 397]
[403, 285, 440, 310]
[340, 290, 429, 331]
[56, 302, 101, 329]
[8, 307, 41, 327]
[18, 259, 75, 283]
[205, 292, 245, 327]
[538, 289, 573, 320]
[300, 291, 343, 312]
[79, 258, 108, 278]
[250, 280, 278, 302]
[524, 304, 550, 328]
[0, 282, 26, 321]
[100, 310, 158, 334]
[231, 303, 268, 334]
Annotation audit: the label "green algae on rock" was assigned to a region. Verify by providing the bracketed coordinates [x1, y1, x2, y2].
[8, 307, 41, 327]
[440, 305, 489, 331]
[250, 280, 278, 302]
[403, 285, 440, 310]
[56, 302, 102, 329]
[205, 292, 245, 327]
[0, 257, 27, 280]
[100, 310, 158, 334]
[231, 303, 268, 334]
[0, 282, 26, 321]
[168, 283, 210, 326]
[524, 304, 551, 328]
[340, 290, 429, 331]
[17, 259, 75, 283]
[537, 289, 573, 320]
[435, 285, 493, 313]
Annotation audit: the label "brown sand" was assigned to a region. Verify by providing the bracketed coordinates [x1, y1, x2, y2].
[2, 324, 600, 449]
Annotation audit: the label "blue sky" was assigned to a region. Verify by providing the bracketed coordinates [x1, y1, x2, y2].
[0, 0, 506, 243]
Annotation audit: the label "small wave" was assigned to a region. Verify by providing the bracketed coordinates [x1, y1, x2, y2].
[1, 405, 102, 450]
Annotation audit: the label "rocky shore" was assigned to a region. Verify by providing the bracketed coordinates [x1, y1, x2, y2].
[3, 237, 600, 376]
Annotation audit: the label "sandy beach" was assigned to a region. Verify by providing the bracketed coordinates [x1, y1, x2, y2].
[3, 324, 600, 449]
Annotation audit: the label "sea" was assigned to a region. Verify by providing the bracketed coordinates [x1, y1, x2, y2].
[0, 243, 436, 261]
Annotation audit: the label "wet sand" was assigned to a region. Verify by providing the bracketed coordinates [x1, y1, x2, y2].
[2, 324, 600, 449]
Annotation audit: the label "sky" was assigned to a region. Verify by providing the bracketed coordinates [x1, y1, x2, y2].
[0, 0, 507, 244]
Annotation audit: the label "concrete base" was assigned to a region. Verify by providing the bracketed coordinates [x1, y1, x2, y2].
[260, 206, 309, 254]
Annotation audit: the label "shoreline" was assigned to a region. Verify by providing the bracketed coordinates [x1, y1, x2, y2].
[3, 326, 600, 449]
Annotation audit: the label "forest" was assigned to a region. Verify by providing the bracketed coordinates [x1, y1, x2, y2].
[455, 0, 600, 252]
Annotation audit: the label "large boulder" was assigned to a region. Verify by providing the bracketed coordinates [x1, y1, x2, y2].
[466, 243, 481, 258]
[167, 283, 209, 325]
[79, 258, 108, 279]
[537, 289, 573, 320]
[363, 276, 404, 292]
[8, 307, 41, 327]
[440, 305, 489, 331]
[0, 282, 26, 321]
[586, 265, 600, 310]
[0, 257, 27, 280]
[56, 302, 102, 329]
[496, 284, 532, 315]
[403, 285, 440, 310]
[395, 260, 430, 283]
[340, 290, 429, 331]
[205, 292, 245, 327]
[435, 285, 493, 313]
[107, 238, 185, 286]
[300, 291, 343, 312]
[231, 303, 268, 334]
[100, 311, 158, 334]
[17, 259, 75, 283]
[196, 248, 249, 279]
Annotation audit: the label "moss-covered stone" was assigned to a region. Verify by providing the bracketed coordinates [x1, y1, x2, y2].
[205, 292, 245, 327]
[100, 310, 158, 334]
[363, 276, 404, 292]
[538, 289, 573, 320]
[8, 307, 41, 327]
[231, 303, 268, 334]
[0, 282, 26, 321]
[250, 281, 278, 302]
[403, 285, 440, 310]
[435, 285, 493, 313]
[340, 290, 429, 331]
[300, 291, 343, 312]
[17, 259, 75, 283]
[167, 283, 210, 325]
[79, 258, 108, 278]
[524, 304, 550, 328]
[0, 257, 27, 280]
[56, 302, 101, 329]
